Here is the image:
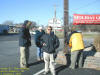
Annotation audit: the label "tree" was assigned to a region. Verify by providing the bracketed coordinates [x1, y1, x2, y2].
[31, 21, 37, 28]
[3, 20, 13, 25]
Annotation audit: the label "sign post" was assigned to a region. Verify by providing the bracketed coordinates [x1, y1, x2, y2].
[64, 0, 69, 53]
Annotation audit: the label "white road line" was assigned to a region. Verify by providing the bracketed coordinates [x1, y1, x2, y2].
[33, 69, 45, 75]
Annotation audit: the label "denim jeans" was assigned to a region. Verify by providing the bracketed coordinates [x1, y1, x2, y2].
[37, 47, 43, 59]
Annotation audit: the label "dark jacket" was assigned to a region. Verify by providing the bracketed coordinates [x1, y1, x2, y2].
[41, 33, 60, 53]
[34, 30, 45, 47]
[19, 27, 31, 47]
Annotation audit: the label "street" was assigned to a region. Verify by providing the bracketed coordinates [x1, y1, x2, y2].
[0, 34, 100, 75]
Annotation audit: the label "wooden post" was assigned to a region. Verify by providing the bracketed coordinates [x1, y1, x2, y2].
[64, 0, 69, 54]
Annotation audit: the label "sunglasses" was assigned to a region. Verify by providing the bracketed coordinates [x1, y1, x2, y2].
[47, 29, 52, 30]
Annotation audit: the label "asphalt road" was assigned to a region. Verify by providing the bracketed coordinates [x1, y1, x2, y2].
[0, 34, 100, 75]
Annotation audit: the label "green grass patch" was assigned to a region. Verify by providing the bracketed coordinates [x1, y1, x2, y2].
[55, 31, 100, 39]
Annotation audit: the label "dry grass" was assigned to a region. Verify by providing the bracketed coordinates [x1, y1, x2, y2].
[93, 34, 100, 52]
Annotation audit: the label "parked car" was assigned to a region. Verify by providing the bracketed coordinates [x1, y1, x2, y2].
[0, 25, 9, 34]
[30, 31, 36, 35]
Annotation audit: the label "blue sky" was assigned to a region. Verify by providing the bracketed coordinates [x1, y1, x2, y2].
[0, 0, 100, 25]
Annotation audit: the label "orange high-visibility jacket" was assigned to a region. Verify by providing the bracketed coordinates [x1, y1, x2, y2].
[69, 33, 84, 52]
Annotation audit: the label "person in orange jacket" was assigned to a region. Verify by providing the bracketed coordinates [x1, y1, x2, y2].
[68, 29, 85, 69]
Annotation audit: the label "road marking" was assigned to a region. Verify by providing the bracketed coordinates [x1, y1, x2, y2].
[33, 69, 45, 75]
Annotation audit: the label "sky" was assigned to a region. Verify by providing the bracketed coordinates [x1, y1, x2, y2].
[0, 0, 100, 25]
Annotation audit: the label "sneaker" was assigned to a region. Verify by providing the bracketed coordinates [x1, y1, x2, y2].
[51, 73, 56, 75]
[41, 58, 44, 60]
[69, 66, 75, 69]
[51, 72, 56, 75]
[43, 71, 49, 75]
[37, 58, 41, 61]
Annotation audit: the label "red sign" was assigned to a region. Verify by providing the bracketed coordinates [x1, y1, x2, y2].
[73, 14, 100, 25]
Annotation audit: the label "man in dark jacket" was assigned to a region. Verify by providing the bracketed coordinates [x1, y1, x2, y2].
[19, 20, 32, 68]
[34, 27, 45, 61]
[41, 26, 59, 75]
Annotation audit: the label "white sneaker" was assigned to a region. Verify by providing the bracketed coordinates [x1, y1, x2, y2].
[51, 72, 56, 75]
[43, 71, 49, 75]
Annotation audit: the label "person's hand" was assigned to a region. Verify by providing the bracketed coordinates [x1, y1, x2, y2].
[43, 43, 46, 46]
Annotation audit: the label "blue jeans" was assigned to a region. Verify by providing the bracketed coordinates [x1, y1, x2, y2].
[37, 47, 43, 59]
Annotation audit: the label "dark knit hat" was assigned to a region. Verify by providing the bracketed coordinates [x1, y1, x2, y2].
[23, 20, 29, 26]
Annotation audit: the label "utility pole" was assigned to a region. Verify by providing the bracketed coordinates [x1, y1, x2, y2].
[53, 5, 57, 34]
[54, 5, 57, 19]
[64, 0, 69, 53]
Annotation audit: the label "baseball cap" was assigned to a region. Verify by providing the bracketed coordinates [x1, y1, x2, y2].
[38, 27, 43, 30]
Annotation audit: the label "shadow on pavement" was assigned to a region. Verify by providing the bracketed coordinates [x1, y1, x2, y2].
[56, 65, 67, 75]
[56, 54, 71, 75]
[0, 33, 19, 36]
[28, 60, 44, 67]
